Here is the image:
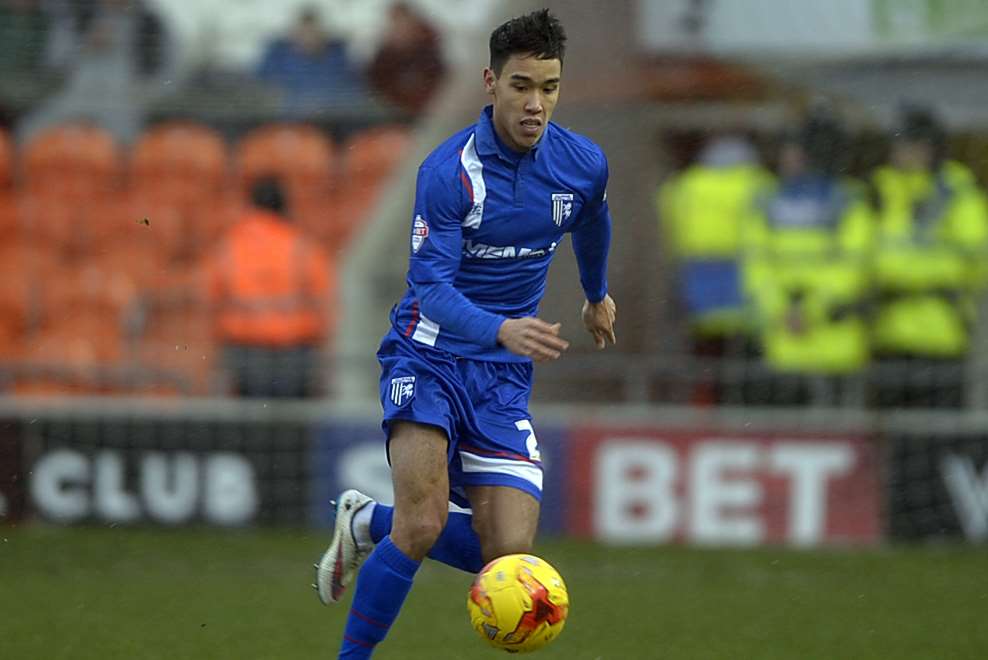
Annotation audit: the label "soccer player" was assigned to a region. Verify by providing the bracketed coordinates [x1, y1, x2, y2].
[315, 9, 616, 658]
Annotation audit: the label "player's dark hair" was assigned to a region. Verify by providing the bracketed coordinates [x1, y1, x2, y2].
[250, 176, 287, 215]
[489, 9, 566, 76]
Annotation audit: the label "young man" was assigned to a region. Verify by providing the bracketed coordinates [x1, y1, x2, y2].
[315, 10, 616, 658]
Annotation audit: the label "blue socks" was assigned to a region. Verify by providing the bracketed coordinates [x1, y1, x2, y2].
[370, 504, 484, 574]
[369, 504, 392, 544]
[339, 536, 420, 659]
[337, 506, 485, 657]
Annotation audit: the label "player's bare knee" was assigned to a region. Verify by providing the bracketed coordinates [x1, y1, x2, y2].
[392, 490, 448, 557]
[393, 510, 446, 558]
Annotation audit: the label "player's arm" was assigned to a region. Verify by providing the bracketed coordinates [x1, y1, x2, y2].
[572, 151, 617, 349]
[409, 165, 568, 360]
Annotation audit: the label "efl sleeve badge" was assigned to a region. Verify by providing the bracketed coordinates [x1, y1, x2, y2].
[412, 215, 430, 253]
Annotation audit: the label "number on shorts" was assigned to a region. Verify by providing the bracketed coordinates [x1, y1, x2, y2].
[514, 419, 541, 461]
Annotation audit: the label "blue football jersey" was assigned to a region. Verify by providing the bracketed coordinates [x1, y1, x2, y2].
[389, 105, 611, 362]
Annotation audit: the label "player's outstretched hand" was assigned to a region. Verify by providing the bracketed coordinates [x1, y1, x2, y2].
[497, 317, 570, 361]
[582, 294, 617, 349]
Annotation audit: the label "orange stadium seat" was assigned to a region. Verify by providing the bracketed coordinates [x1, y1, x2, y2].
[39, 260, 137, 330]
[137, 298, 215, 395]
[343, 125, 412, 186]
[0, 244, 34, 359]
[91, 237, 171, 297]
[114, 189, 194, 264]
[17, 191, 118, 255]
[21, 123, 121, 198]
[131, 122, 229, 203]
[332, 125, 413, 248]
[14, 317, 126, 395]
[0, 248, 93, 393]
[293, 196, 340, 250]
[236, 124, 337, 202]
[0, 128, 12, 189]
[23, 314, 125, 365]
[0, 192, 16, 241]
[186, 192, 244, 257]
[17, 192, 74, 249]
[0, 130, 18, 242]
[13, 259, 134, 394]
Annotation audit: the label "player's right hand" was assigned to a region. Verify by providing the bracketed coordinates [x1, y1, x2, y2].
[497, 318, 569, 361]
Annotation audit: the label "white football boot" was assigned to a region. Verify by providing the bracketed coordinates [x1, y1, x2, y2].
[314, 489, 375, 604]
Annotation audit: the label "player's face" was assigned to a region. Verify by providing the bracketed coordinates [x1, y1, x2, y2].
[484, 54, 561, 152]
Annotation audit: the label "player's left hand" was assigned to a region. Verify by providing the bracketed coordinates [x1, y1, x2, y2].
[582, 294, 616, 349]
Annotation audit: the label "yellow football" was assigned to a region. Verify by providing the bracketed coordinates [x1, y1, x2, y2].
[467, 554, 569, 654]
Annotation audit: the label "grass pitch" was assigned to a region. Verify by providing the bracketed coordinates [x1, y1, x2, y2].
[2, 526, 986, 659]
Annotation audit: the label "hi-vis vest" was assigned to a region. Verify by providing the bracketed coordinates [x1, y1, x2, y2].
[658, 163, 773, 335]
[871, 161, 988, 357]
[207, 211, 331, 346]
[744, 178, 873, 374]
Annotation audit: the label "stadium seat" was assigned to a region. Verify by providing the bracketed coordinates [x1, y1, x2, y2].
[13, 318, 125, 395]
[90, 238, 171, 299]
[23, 314, 126, 365]
[21, 123, 121, 198]
[0, 244, 34, 360]
[17, 191, 121, 256]
[0, 129, 15, 241]
[114, 189, 194, 264]
[131, 122, 229, 203]
[0, 192, 16, 241]
[332, 125, 412, 249]
[186, 193, 244, 257]
[137, 301, 216, 396]
[235, 124, 337, 202]
[13, 260, 134, 395]
[294, 196, 342, 251]
[0, 128, 12, 189]
[16, 192, 77, 251]
[342, 125, 412, 185]
[40, 260, 135, 353]
[40, 260, 137, 325]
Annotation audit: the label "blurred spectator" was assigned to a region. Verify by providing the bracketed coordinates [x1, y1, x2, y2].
[870, 106, 988, 407]
[0, 0, 51, 127]
[658, 135, 772, 403]
[256, 5, 367, 118]
[17, 0, 174, 144]
[743, 109, 873, 405]
[203, 177, 334, 398]
[367, 1, 446, 115]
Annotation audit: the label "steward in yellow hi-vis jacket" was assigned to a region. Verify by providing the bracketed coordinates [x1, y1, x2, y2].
[871, 108, 988, 361]
[658, 136, 773, 342]
[744, 112, 873, 379]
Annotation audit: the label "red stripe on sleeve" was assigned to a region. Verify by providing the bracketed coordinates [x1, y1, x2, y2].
[403, 301, 420, 337]
[459, 169, 474, 202]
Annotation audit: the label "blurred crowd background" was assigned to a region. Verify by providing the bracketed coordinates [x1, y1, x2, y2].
[2, 0, 988, 411]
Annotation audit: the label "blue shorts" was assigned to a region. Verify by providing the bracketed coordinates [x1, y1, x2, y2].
[377, 327, 543, 502]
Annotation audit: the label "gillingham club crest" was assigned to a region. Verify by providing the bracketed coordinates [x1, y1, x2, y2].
[411, 215, 429, 253]
[551, 193, 574, 226]
[390, 376, 416, 407]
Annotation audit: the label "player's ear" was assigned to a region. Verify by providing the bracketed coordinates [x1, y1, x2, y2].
[483, 67, 497, 95]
